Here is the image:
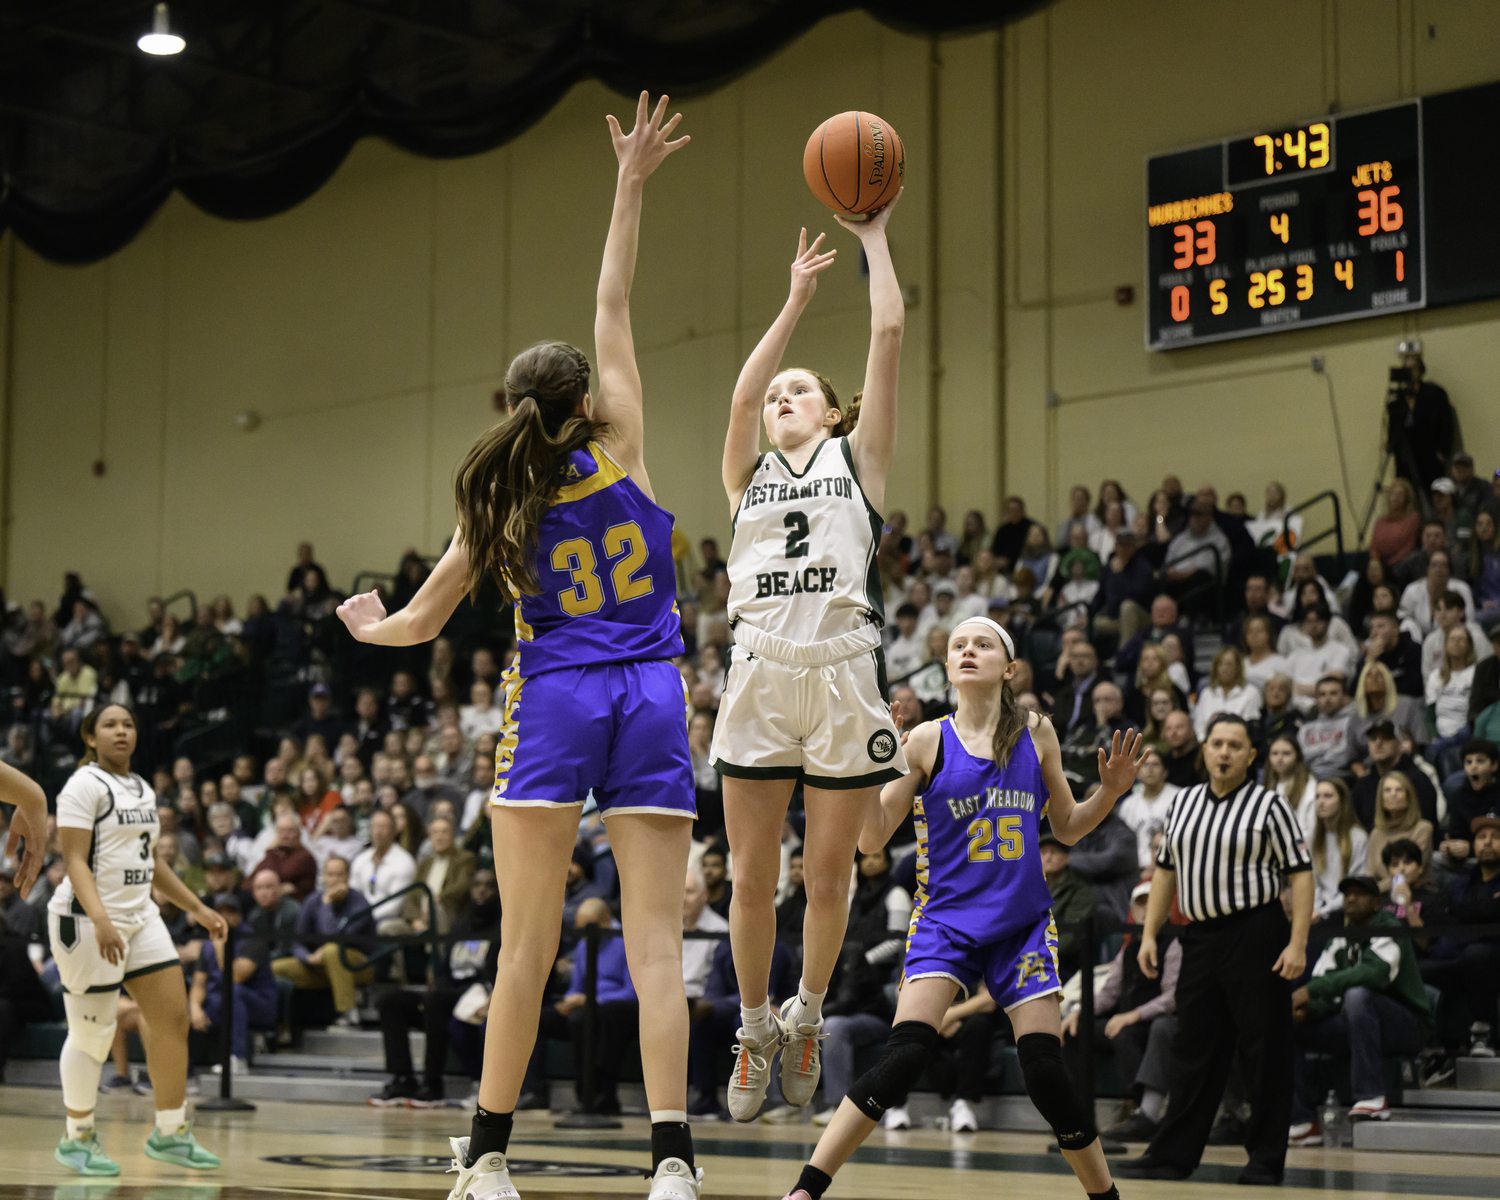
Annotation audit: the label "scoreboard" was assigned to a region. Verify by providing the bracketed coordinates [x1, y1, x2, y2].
[1146, 101, 1422, 349]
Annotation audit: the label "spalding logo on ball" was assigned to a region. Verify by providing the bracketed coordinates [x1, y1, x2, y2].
[803, 111, 905, 217]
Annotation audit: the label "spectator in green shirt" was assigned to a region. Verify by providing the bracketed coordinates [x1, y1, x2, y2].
[1287, 875, 1432, 1138]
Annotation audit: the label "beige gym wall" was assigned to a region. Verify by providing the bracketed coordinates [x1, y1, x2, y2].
[1, 1, 1497, 629]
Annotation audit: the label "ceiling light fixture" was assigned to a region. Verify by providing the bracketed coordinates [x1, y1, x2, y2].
[138, 3, 185, 55]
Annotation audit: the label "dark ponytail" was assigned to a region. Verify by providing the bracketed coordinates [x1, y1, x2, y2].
[991, 676, 1028, 768]
[454, 341, 606, 600]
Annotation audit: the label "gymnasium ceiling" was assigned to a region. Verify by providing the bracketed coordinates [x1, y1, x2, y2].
[0, 0, 1043, 264]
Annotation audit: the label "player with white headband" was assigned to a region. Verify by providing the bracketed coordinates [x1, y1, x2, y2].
[776, 615, 1147, 1200]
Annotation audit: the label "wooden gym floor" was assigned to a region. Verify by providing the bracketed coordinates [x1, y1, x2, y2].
[0, 1088, 1496, 1200]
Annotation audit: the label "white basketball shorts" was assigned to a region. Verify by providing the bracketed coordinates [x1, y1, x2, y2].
[49, 908, 180, 995]
[711, 620, 908, 789]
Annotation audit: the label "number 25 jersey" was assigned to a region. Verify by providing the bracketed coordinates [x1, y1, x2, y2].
[913, 718, 1055, 944]
[515, 441, 684, 677]
[726, 436, 885, 644]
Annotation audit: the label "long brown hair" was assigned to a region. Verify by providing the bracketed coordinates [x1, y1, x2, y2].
[1262, 735, 1311, 811]
[992, 674, 1028, 768]
[454, 342, 606, 600]
[1311, 778, 1357, 877]
[1374, 771, 1420, 834]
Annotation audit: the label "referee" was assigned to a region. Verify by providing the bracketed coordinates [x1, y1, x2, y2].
[1116, 713, 1312, 1186]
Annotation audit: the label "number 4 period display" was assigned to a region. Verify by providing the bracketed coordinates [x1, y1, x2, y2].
[1146, 99, 1422, 349]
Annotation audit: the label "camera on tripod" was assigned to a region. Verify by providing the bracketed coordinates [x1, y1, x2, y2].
[1388, 338, 1423, 398]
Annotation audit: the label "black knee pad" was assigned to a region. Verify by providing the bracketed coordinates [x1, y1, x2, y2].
[849, 1021, 939, 1120]
[1017, 1032, 1096, 1150]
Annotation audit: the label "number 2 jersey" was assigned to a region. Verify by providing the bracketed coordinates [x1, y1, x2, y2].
[912, 718, 1055, 944]
[49, 765, 160, 925]
[513, 441, 683, 676]
[726, 436, 885, 643]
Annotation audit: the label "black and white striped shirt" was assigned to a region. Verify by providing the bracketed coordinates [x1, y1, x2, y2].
[1155, 779, 1312, 922]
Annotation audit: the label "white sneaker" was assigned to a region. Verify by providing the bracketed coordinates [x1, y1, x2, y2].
[759, 1104, 801, 1125]
[1347, 1096, 1390, 1122]
[647, 1156, 703, 1200]
[949, 1098, 979, 1133]
[209, 1057, 247, 1077]
[778, 997, 827, 1108]
[727, 1020, 782, 1123]
[882, 1105, 911, 1130]
[811, 1108, 834, 1127]
[1470, 1023, 1495, 1058]
[444, 1136, 520, 1200]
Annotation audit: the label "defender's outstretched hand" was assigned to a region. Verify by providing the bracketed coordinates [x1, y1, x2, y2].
[607, 92, 689, 180]
[1097, 728, 1150, 797]
[789, 228, 838, 306]
[337, 590, 388, 643]
[3, 792, 47, 899]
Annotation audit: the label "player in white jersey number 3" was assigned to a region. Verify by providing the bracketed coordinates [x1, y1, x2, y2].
[713, 192, 908, 1120]
[47, 704, 225, 1176]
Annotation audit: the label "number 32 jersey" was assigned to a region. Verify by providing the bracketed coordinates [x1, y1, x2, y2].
[49, 766, 160, 925]
[726, 436, 885, 644]
[515, 441, 684, 677]
[913, 718, 1055, 944]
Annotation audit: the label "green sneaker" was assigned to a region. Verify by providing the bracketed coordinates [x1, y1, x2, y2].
[55, 1133, 121, 1176]
[143, 1123, 220, 1170]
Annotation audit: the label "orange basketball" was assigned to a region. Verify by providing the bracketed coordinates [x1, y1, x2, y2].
[803, 111, 905, 216]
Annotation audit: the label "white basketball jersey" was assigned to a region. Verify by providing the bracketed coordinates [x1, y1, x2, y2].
[50, 766, 159, 924]
[726, 436, 884, 644]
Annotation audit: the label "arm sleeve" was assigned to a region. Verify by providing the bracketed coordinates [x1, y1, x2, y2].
[1308, 939, 1396, 1001]
[55, 772, 107, 831]
[293, 896, 316, 952]
[885, 886, 913, 933]
[1095, 953, 1124, 1014]
[1266, 792, 1313, 873]
[291, 852, 317, 897]
[1136, 938, 1183, 1019]
[1155, 795, 1178, 870]
[1350, 829, 1369, 877]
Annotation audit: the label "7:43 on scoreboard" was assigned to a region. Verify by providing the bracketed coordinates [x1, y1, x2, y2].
[1145, 100, 1423, 350]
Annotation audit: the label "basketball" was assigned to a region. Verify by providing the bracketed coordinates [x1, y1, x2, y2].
[803, 110, 905, 217]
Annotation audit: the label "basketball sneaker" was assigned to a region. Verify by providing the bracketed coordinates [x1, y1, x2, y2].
[948, 1098, 979, 1132]
[778, 997, 826, 1108]
[1286, 1121, 1322, 1147]
[647, 1156, 703, 1200]
[882, 1105, 911, 1130]
[727, 1019, 782, 1122]
[54, 1132, 120, 1176]
[144, 1123, 221, 1169]
[1347, 1097, 1390, 1122]
[444, 1136, 520, 1200]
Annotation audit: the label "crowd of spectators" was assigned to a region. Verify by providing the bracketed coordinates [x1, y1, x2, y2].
[2, 441, 1499, 1129]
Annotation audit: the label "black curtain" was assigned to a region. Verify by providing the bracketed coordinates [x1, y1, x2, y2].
[0, 1, 1045, 266]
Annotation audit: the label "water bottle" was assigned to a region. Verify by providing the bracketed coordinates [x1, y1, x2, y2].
[1320, 1090, 1341, 1147]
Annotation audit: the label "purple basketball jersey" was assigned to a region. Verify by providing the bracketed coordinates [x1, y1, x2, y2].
[912, 718, 1054, 944]
[514, 442, 683, 676]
